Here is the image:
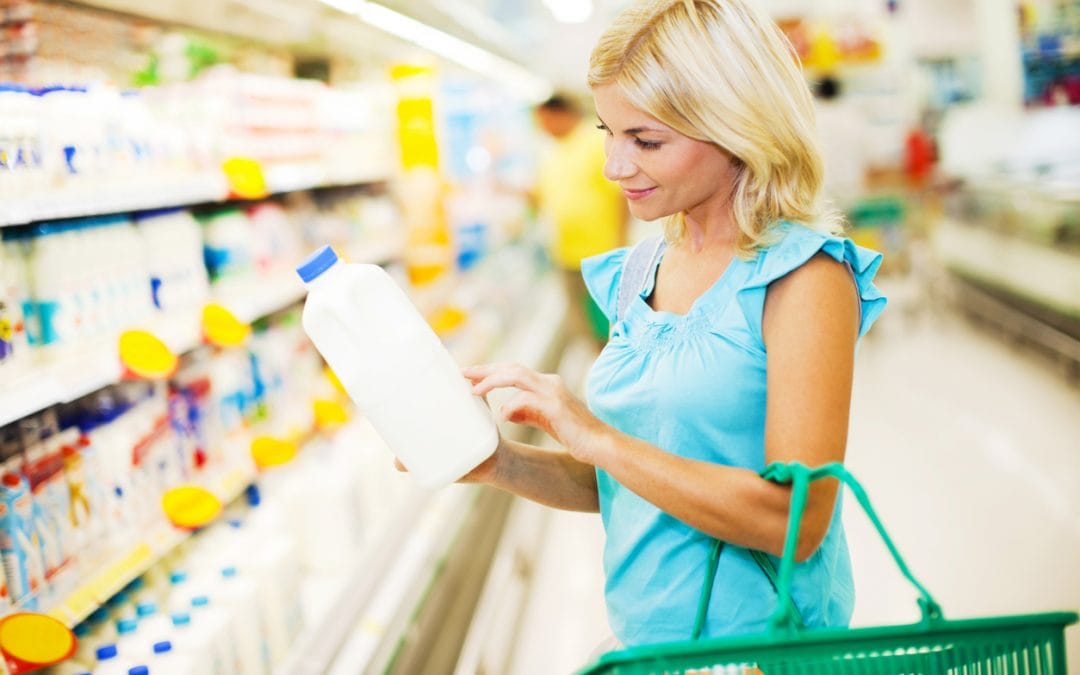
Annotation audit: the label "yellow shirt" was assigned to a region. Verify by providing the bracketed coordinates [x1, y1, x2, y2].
[537, 121, 625, 269]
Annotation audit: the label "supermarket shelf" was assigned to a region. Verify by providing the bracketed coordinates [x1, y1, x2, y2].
[38, 465, 254, 627]
[933, 218, 1080, 319]
[0, 271, 306, 428]
[0, 175, 230, 228]
[0, 166, 391, 228]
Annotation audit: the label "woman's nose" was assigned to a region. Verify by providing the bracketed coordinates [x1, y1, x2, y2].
[603, 142, 636, 182]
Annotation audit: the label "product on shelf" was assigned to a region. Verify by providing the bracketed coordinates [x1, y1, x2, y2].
[296, 245, 497, 488]
[134, 209, 210, 314]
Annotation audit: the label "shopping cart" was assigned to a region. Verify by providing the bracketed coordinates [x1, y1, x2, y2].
[579, 462, 1078, 675]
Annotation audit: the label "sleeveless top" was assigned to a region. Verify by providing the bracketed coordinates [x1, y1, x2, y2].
[580, 221, 887, 647]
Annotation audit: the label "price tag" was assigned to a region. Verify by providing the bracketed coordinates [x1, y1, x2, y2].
[223, 157, 268, 200]
[162, 486, 222, 530]
[202, 303, 251, 347]
[251, 436, 298, 469]
[313, 399, 349, 429]
[0, 613, 76, 674]
[118, 330, 178, 380]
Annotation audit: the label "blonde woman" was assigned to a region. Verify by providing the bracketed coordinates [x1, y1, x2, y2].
[462, 0, 886, 647]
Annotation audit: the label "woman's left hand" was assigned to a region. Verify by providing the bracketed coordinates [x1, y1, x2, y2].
[463, 362, 608, 465]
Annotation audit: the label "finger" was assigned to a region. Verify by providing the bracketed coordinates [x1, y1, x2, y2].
[462, 362, 517, 380]
[471, 364, 545, 397]
[500, 391, 548, 429]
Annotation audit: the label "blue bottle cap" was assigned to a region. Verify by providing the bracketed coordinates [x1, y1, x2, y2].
[116, 619, 138, 635]
[171, 612, 191, 626]
[136, 602, 157, 617]
[96, 644, 118, 661]
[296, 245, 338, 283]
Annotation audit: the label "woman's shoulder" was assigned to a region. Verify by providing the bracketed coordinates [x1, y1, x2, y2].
[739, 220, 887, 339]
[581, 246, 632, 323]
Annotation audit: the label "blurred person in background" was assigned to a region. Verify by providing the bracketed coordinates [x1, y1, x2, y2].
[534, 92, 628, 347]
[813, 74, 869, 210]
[462, 0, 887, 651]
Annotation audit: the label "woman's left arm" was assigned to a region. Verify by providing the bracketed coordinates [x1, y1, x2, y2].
[471, 253, 860, 561]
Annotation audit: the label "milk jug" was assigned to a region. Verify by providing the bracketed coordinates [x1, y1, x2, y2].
[295, 245, 497, 488]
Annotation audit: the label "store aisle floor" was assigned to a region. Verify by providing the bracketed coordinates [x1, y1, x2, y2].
[506, 275, 1080, 674]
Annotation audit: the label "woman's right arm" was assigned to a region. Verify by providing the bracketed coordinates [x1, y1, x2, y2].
[470, 437, 599, 512]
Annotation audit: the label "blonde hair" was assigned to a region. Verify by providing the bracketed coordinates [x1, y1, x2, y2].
[588, 0, 843, 257]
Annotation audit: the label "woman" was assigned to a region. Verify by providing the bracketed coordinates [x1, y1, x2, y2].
[462, 0, 886, 647]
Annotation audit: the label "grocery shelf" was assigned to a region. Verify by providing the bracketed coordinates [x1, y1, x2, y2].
[37, 464, 254, 627]
[0, 271, 306, 428]
[0, 175, 230, 229]
[0, 166, 391, 228]
[933, 218, 1080, 318]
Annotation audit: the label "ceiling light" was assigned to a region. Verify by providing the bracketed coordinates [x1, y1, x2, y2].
[320, 0, 552, 102]
[543, 0, 593, 24]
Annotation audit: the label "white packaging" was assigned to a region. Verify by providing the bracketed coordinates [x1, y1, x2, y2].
[147, 640, 195, 675]
[296, 245, 496, 488]
[214, 567, 269, 675]
[168, 612, 221, 675]
[134, 601, 173, 647]
[187, 595, 239, 675]
[91, 644, 133, 675]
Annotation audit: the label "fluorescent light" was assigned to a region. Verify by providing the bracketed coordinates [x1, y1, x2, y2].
[320, 0, 552, 102]
[543, 0, 593, 24]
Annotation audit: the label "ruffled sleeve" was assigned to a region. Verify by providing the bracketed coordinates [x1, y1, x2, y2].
[736, 224, 887, 345]
[581, 247, 630, 324]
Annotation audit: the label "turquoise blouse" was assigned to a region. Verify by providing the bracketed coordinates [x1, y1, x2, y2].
[581, 222, 886, 647]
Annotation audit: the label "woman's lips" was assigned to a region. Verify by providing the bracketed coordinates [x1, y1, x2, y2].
[623, 187, 656, 201]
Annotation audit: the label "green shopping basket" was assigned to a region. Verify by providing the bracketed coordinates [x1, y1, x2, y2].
[579, 462, 1078, 675]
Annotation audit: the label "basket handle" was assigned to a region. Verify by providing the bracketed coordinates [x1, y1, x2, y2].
[761, 461, 944, 631]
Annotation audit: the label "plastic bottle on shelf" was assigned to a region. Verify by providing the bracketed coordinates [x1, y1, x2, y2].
[148, 640, 194, 675]
[0, 241, 30, 374]
[215, 566, 269, 675]
[222, 512, 304, 663]
[114, 618, 142, 661]
[296, 245, 497, 489]
[134, 601, 173, 648]
[166, 613, 220, 675]
[0, 466, 46, 607]
[187, 595, 239, 675]
[25, 222, 76, 350]
[91, 644, 132, 675]
[22, 426, 73, 578]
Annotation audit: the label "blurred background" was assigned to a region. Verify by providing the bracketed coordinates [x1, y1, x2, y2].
[0, 0, 1078, 673]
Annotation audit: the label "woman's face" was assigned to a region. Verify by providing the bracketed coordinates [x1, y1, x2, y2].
[593, 84, 739, 224]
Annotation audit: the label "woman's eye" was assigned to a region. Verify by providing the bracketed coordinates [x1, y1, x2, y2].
[634, 138, 661, 150]
[596, 124, 612, 135]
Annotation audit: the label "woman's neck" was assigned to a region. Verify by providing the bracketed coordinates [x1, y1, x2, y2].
[681, 210, 738, 254]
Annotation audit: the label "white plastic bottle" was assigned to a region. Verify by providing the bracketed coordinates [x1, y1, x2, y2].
[296, 245, 497, 488]
[215, 566, 269, 675]
[147, 640, 194, 675]
[186, 595, 238, 675]
[134, 601, 173, 648]
[167, 613, 219, 675]
[91, 644, 132, 675]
